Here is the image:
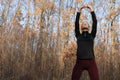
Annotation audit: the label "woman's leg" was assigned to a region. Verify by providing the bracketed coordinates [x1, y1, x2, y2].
[71, 60, 83, 80]
[88, 60, 99, 80]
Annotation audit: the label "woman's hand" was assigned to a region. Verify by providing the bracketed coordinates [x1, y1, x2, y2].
[86, 4, 94, 12]
[78, 4, 94, 12]
[78, 5, 86, 12]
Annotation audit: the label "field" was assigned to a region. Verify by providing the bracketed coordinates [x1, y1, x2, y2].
[0, 0, 120, 80]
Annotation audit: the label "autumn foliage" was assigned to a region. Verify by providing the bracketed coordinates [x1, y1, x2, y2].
[0, 0, 120, 80]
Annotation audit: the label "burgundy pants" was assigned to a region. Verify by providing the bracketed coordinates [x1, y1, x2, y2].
[71, 59, 99, 80]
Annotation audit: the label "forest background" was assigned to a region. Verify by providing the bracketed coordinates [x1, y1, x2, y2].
[0, 0, 120, 80]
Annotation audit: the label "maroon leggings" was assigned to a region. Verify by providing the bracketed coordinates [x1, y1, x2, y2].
[71, 59, 99, 80]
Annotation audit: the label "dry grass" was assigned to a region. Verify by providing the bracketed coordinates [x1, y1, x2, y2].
[61, 42, 120, 80]
[0, 27, 61, 80]
[0, 0, 120, 79]
[0, 27, 119, 80]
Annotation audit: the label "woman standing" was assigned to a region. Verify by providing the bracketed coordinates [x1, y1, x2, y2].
[71, 4, 99, 80]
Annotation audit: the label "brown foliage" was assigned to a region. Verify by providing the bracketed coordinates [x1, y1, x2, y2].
[60, 41, 120, 80]
[0, 0, 120, 80]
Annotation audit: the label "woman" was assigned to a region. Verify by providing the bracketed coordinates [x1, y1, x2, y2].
[71, 4, 99, 80]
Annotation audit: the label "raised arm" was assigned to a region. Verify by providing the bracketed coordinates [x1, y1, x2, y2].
[75, 12, 81, 38]
[75, 6, 85, 38]
[91, 11, 97, 38]
[87, 4, 97, 38]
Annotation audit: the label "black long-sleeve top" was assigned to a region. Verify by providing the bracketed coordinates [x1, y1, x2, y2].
[75, 11, 97, 59]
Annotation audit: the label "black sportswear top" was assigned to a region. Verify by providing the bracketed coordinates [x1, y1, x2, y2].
[75, 11, 97, 59]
